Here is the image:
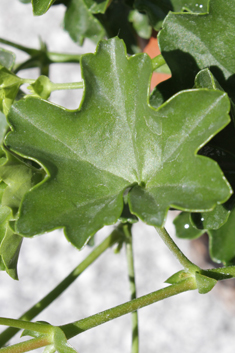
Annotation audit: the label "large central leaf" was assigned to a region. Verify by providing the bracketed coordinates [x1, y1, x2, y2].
[6, 38, 231, 248]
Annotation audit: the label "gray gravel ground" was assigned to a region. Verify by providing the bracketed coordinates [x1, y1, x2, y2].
[1, 2, 235, 352]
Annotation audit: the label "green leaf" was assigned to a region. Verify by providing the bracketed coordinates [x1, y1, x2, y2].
[165, 269, 193, 284]
[0, 48, 15, 70]
[97, 0, 140, 54]
[22, 325, 77, 353]
[128, 10, 152, 39]
[0, 65, 23, 116]
[0, 111, 8, 145]
[64, 0, 105, 45]
[133, 0, 209, 31]
[191, 205, 230, 230]
[0, 151, 44, 279]
[32, 0, 57, 15]
[153, 0, 235, 105]
[0, 223, 23, 280]
[174, 207, 235, 265]
[173, 212, 204, 239]
[6, 38, 232, 249]
[29, 75, 52, 99]
[53, 327, 77, 353]
[195, 272, 217, 294]
[83, 0, 110, 13]
[208, 207, 235, 265]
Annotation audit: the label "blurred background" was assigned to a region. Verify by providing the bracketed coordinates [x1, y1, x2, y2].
[1, 1, 235, 352]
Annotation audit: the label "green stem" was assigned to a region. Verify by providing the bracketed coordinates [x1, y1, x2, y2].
[0, 229, 123, 347]
[50, 82, 84, 91]
[22, 79, 84, 92]
[0, 38, 37, 56]
[124, 224, 139, 353]
[61, 278, 197, 339]
[0, 319, 51, 334]
[201, 266, 235, 281]
[0, 38, 81, 64]
[0, 337, 51, 353]
[155, 227, 199, 273]
[46, 52, 81, 64]
[151, 55, 166, 71]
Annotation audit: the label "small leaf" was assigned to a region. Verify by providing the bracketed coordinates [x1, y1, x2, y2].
[165, 270, 192, 284]
[32, 0, 57, 15]
[195, 272, 217, 294]
[128, 10, 152, 39]
[0, 203, 22, 280]
[97, 0, 140, 54]
[29, 75, 52, 99]
[64, 0, 105, 45]
[0, 65, 23, 115]
[208, 207, 235, 265]
[173, 212, 204, 239]
[191, 204, 230, 230]
[0, 48, 15, 70]
[53, 327, 77, 353]
[0, 150, 44, 279]
[83, 0, 110, 13]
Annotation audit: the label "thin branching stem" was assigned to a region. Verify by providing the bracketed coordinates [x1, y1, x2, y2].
[61, 278, 197, 339]
[0, 337, 51, 353]
[124, 224, 139, 353]
[0, 228, 124, 347]
[155, 227, 199, 273]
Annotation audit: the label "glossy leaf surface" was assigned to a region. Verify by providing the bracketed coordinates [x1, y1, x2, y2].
[174, 208, 235, 265]
[173, 212, 204, 239]
[6, 38, 231, 249]
[152, 0, 235, 106]
[191, 205, 230, 230]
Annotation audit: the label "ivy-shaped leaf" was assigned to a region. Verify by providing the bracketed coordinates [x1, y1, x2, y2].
[174, 208, 235, 265]
[152, 0, 235, 106]
[6, 38, 231, 249]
